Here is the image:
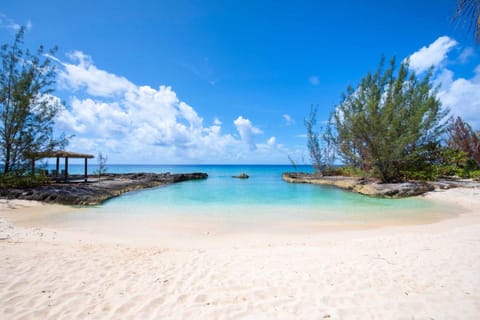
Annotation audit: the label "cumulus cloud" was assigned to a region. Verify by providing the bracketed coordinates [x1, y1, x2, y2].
[54, 51, 283, 163]
[408, 36, 457, 73]
[58, 51, 135, 97]
[436, 65, 480, 129]
[407, 37, 480, 130]
[233, 116, 263, 151]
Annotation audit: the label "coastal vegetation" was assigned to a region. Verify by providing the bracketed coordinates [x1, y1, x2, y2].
[94, 152, 108, 178]
[306, 56, 480, 183]
[0, 27, 67, 187]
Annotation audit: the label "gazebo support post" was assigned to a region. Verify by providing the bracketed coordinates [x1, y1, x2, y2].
[64, 157, 69, 181]
[28, 150, 94, 183]
[56, 157, 60, 177]
[84, 158, 88, 182]
[31, 158, 35, 177]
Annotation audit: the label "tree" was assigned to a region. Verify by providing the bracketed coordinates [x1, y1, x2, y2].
[331, 57, 447, 182]
[454, 0, 480, 43]
[304, 105, 336, 174]
[0, 27, 67, 175]
[446, 116, 480, 167]
[95, 152, 108, 177]
[305, 105, 322, 172]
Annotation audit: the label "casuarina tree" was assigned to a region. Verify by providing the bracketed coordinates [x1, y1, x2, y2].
[0, 27, 67, 175]
[330, 57, 448, 182]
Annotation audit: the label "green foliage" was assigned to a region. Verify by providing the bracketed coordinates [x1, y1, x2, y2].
[304, 105, 336, 174]
[94, 152, 108, 177]
[471, 170, 480, 181]
[331, 56, 447, 182]
[336, 165, 367, 178]
[0, 169, 50, 188]
[446, 116, 480, 168]
[398, 145, 480, 181]
[0, 27, 67, 175]
[305, 105, 323, 172]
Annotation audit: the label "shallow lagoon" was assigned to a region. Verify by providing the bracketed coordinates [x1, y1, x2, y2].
[42, 165, 458, 231]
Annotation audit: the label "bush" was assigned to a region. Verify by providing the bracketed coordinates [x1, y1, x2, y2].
[0, 170, 50, 188]
[337, 166, 367, 178]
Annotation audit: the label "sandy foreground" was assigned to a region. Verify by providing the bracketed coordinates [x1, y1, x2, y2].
[1, 188, 480, 320]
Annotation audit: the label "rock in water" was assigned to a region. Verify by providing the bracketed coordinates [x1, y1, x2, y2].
[233, 173, 249, 179]
[281, 172, 434, 198]
[0, 172, 208, 205]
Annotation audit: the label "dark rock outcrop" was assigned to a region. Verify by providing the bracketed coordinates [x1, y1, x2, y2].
[282, 172, 434, 198]
[0, 172, 208, 205]
[233, 173, 249, 179]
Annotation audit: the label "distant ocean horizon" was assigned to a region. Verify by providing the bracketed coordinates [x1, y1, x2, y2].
[43, 163, 311, 175]
[39, 164, 459, 229]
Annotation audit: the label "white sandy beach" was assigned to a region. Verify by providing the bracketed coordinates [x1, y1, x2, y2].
[1, 187, 480, 319]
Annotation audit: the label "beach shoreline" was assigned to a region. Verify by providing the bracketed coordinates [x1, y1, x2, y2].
[1, 187, 479, 319]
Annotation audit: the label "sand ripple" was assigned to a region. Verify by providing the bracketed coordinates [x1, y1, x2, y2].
[1, 226, 480, 319]
[1, 189, 480, 319]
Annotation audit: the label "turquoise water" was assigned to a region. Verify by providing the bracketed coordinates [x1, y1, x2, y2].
[48, 164, 457, 226]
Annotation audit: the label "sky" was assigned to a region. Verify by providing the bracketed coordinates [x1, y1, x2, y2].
[1, 0, 479, 164]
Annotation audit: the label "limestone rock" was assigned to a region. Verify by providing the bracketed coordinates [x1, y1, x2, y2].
[282, 172, 434, 198]
[233, 173, 249, 179]
[0, 172, 208, 205]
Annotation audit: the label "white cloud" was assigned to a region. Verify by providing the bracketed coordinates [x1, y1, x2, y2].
[233, 116, 263, 151]
[267, 136, 277, 147]
[407, 37, 480, 130]
[58, 51, 135, 97]
[283, 114, 295, 126]
[0, 14, 21, 31]
[437, 65, 480, 129]
[459, 47, 475, 64]
[308, 75, 320, 85]
[54, 52, 286, 163]
[408, 36, 457, 73]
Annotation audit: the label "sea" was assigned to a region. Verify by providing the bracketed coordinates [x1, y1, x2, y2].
[38, 164, 458, 230]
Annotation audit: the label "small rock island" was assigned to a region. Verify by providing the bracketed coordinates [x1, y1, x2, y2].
[233, 173, 249, 179]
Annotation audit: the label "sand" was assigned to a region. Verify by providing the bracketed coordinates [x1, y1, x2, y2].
[1, 187, 480, 319]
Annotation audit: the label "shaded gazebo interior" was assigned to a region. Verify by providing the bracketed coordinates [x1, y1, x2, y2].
[31, 150, 95, 182]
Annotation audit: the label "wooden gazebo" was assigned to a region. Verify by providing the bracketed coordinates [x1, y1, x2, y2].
[30, 150, 95, 182]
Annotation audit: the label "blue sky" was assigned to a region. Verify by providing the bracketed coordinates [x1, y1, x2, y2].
[1, 0, 479, 164]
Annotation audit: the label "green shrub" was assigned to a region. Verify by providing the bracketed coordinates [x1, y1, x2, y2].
[0, 170, 50, 188]
[337, 166, 367, 178]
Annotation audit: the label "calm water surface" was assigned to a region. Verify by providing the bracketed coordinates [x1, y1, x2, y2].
[41, 164, 458, 228]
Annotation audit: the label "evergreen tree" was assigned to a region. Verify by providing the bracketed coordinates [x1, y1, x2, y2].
[304, 105, 336, 174]
[331, 57, 447, 182]
[0, 27, 67, 174]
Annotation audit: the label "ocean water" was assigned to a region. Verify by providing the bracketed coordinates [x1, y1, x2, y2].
[42, 164, 458, 228]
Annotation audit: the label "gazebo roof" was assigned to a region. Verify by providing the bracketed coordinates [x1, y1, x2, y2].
[30, 150, 95, 160]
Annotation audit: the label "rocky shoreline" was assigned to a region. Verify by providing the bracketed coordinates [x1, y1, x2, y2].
[282, 172, 479, 198]
[0, 172, 208, 205]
